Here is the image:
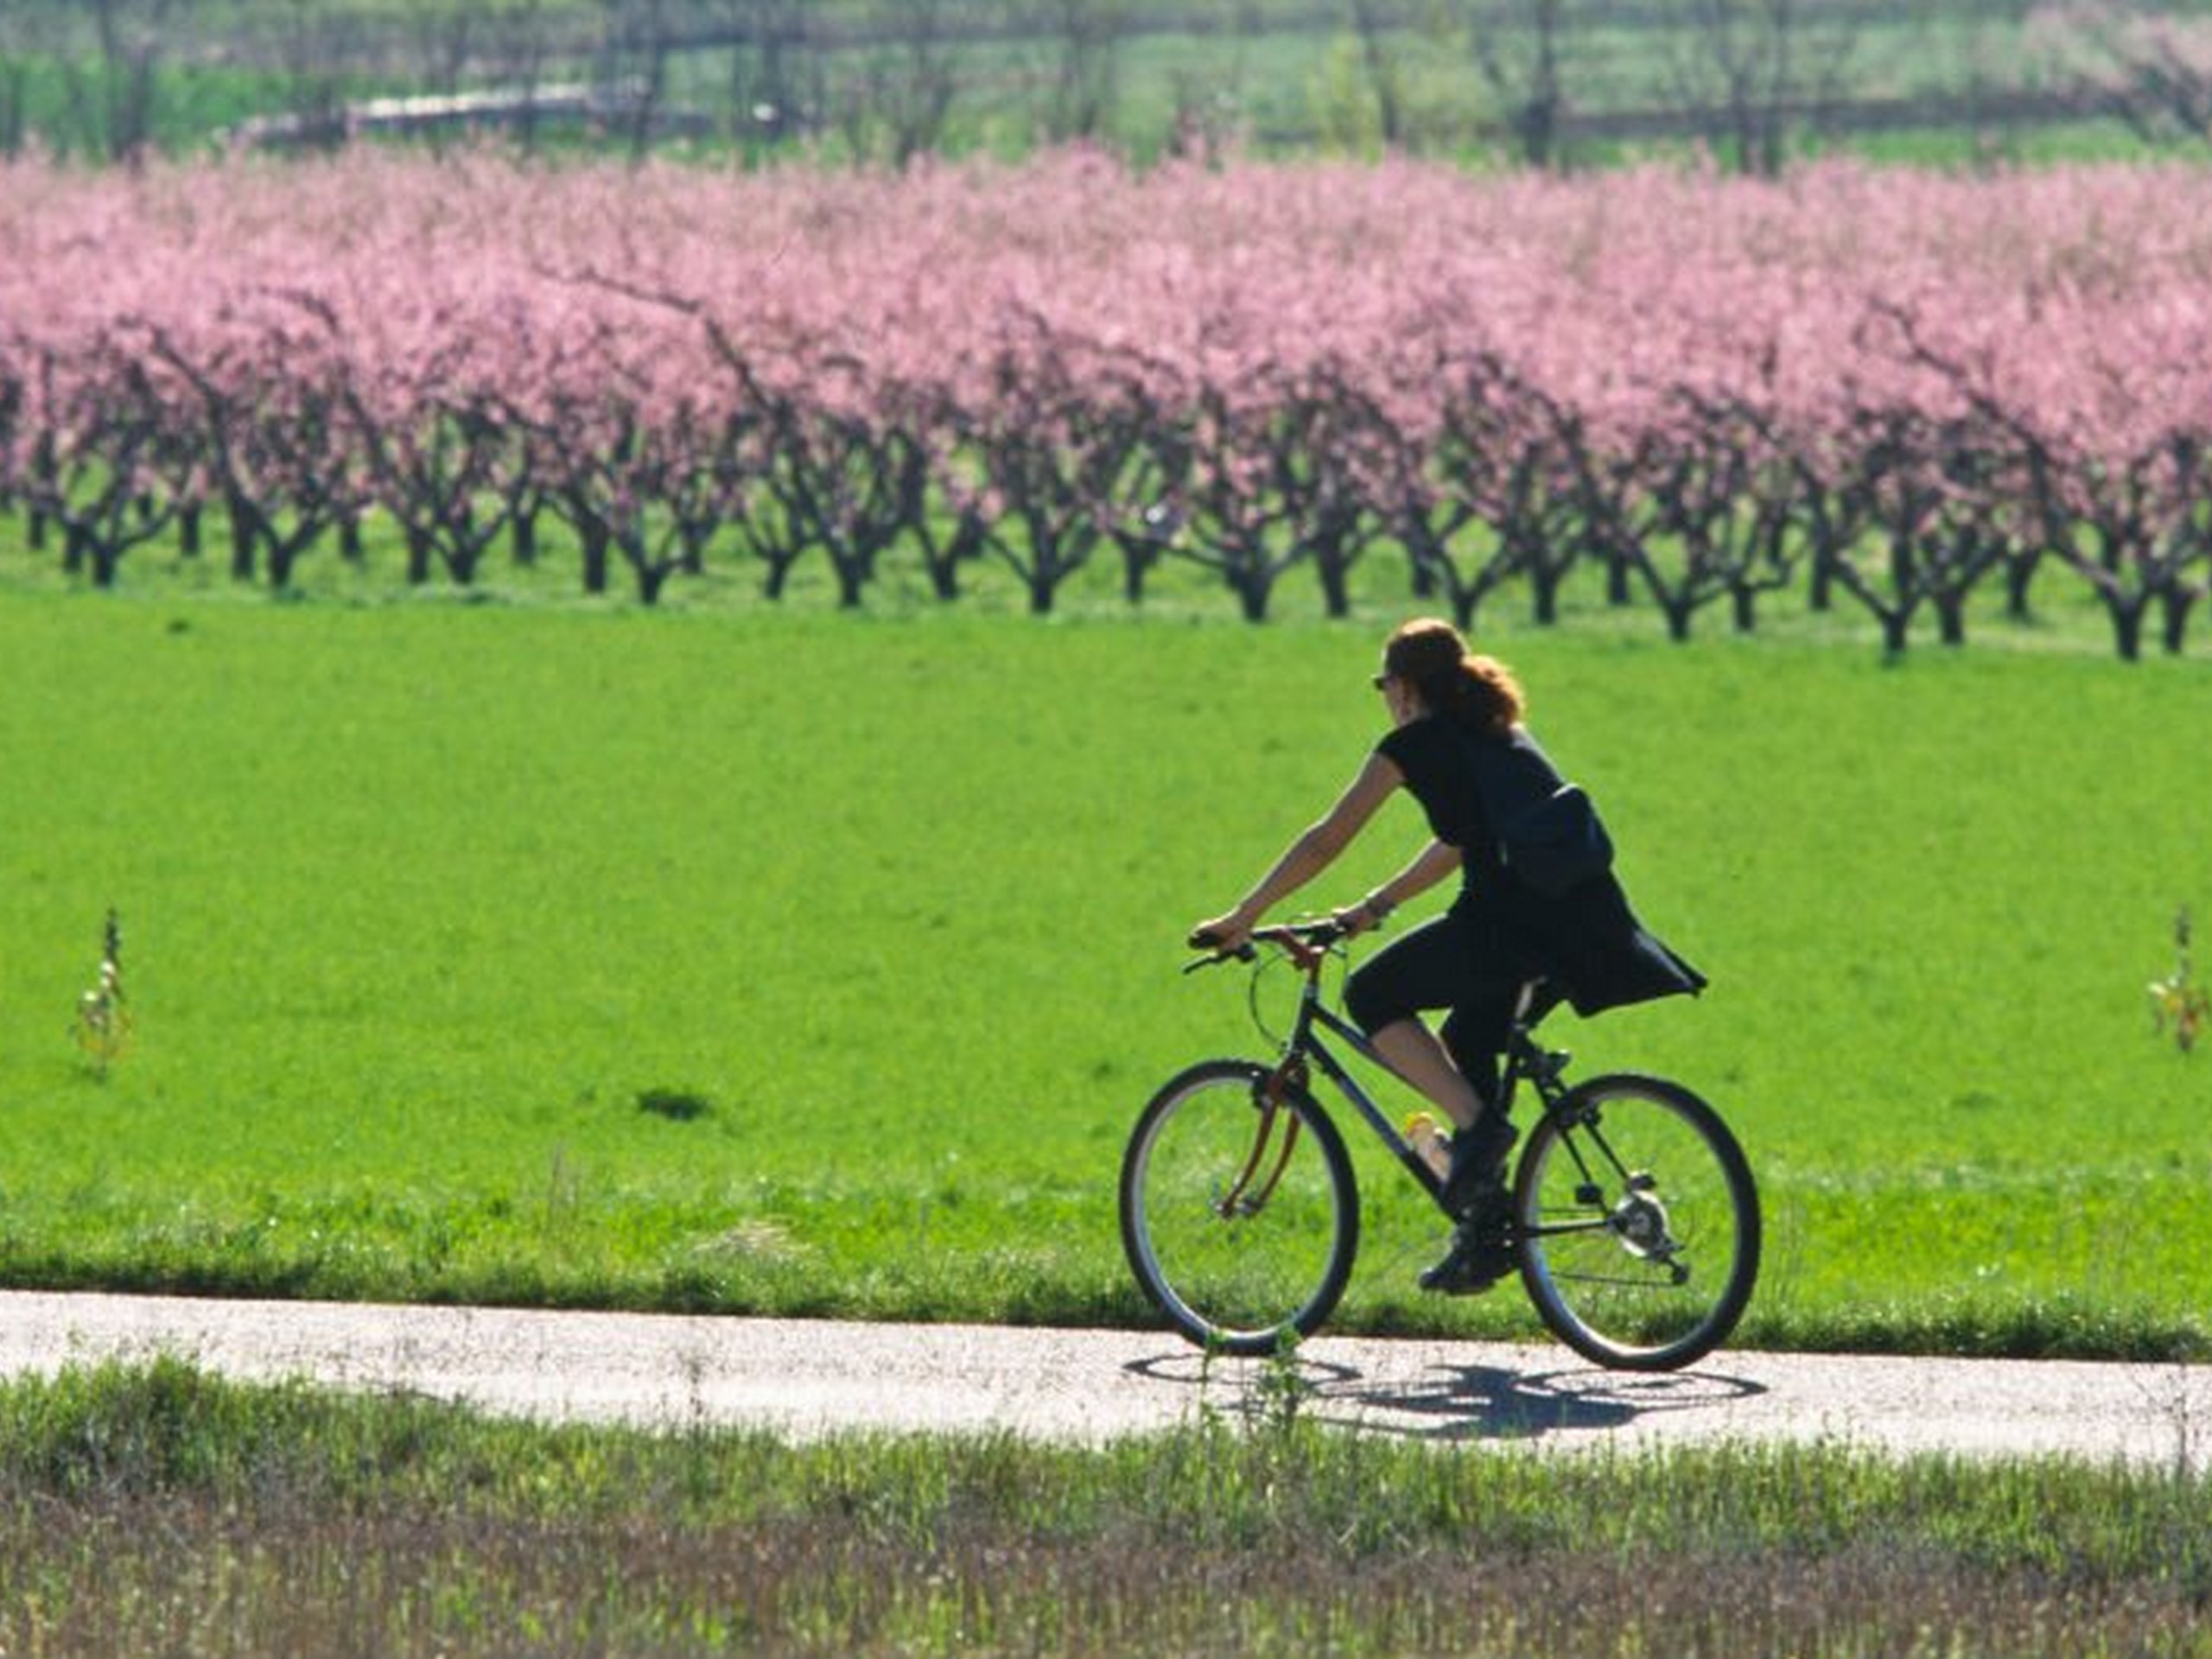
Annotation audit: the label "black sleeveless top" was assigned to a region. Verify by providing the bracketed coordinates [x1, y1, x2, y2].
[1375, 715, 1707, 1017]
[1377, 716, 1565, 882]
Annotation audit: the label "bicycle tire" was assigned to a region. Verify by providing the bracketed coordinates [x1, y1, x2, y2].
[1119, 1058, 1359, 1357]
[1512, 1072, 1759, 1372]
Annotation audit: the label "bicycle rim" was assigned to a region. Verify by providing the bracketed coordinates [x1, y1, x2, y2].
[1515, 1073, 1759, 1371]
[1119, 1060, 1357, 1357]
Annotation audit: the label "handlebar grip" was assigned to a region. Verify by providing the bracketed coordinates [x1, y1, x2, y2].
[1183, 928, 1256, 973]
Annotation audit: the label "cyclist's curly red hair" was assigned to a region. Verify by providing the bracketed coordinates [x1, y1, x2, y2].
[1382, 617, 1524, 736]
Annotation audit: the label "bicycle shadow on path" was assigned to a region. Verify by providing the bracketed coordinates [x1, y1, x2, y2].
[1125, 1350, 1765, 1444]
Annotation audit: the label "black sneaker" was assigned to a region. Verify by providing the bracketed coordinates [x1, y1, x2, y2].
[1418, 1222, 1516, 1295]
[1438, 1113, 1517, 1219]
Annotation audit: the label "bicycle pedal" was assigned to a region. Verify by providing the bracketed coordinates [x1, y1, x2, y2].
[1418, 1237, 1516, 1296]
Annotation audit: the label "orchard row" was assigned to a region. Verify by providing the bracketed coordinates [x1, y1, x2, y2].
[4, 150, 2210, 655]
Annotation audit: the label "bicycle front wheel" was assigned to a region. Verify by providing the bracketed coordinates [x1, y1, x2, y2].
[1515, 1072, 1759, 1372]
[1119, 1059, 1358, 1357]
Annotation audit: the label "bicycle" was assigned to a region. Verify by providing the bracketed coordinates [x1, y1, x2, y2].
[1119, 919, 1760, 1371]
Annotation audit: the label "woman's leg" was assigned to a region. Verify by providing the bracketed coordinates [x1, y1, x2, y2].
[1367, 1019, 1486, 1132]
[1347, 919, 1531, 1276]
[1440, 1001, 1514, 1113]
[1344, 917, 1521, 1132]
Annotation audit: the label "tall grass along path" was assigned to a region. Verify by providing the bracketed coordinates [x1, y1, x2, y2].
[3, 1289, 2208, 1469]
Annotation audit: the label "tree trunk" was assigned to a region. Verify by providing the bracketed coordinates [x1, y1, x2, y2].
[227, 489, 261, 582]
[2159, 589, 2196, 655]
[1314, 548, 1351, 619]
[269, 529, 310, 591]
[86, 530, 122, 588]
[1118, 540, 1157, 605]
[2107, 598, 2147, 663]
[1808, 546, 1836, 611]
[1234, 575, 1271, 622]
[444, 522, 486, 587]
[1935, 593, 1968, 646]
[1530, 568, 1561, 626]
[580, 522, 610, 595]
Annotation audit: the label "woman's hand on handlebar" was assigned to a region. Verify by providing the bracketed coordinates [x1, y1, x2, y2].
[1188, 907, 1257, 955]
[1186, 912, 1354, 969]
[1331, 899, 1382, 937]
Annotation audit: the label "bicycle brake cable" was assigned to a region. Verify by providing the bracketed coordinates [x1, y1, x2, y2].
[1244, 950, 1280, 1047]
[1245, 918, 1352, 1049]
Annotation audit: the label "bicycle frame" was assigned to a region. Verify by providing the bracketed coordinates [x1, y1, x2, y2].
[1251, 929, 1597, 1237]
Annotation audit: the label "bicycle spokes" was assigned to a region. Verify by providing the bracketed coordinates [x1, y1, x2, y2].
[1516, 1077, 1759, 1371]
[1551, 1116, 1693, 1272]
[1120, 1060, 1359, 1357]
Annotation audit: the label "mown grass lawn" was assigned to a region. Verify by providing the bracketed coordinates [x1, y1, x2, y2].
[1, 563, 2207, 1357]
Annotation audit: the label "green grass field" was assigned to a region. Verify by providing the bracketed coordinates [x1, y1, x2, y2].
[1, 558, 2208, 1357]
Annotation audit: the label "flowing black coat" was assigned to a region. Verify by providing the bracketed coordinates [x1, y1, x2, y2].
[1376, 716, 1706, 1020]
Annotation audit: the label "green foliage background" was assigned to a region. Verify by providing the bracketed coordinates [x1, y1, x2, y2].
[0, 582, 2205, 1354]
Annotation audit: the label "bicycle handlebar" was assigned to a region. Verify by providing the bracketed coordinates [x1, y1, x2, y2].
[1183, 918, 1348, 974]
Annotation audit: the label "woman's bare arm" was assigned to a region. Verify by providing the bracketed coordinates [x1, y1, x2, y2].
[1192, 752, 1403, 947]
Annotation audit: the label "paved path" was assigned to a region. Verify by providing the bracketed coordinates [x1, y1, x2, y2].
[3, 1289, 2207, 1468]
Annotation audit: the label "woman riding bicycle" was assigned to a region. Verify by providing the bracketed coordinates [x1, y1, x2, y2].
[1191, 617, 1706, 1293]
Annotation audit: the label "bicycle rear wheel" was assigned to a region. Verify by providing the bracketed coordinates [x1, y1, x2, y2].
[1514, 1072, 1759, 1371]
[1119, 1059, 1358, 1357]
